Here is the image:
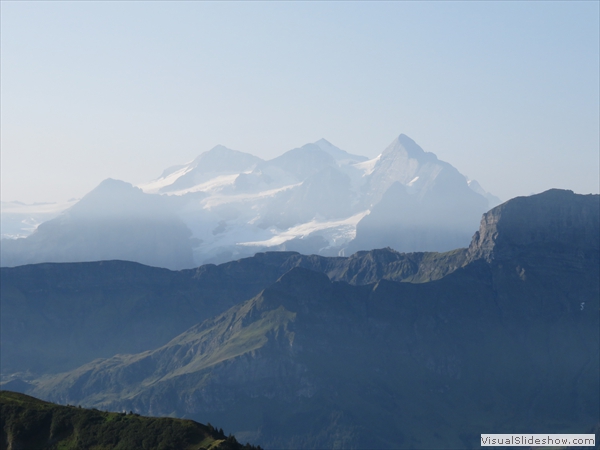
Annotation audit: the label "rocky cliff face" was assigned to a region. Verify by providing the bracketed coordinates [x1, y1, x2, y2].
[467, 189, 599, 262]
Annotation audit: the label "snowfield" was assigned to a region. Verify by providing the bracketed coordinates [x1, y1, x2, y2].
[131, 136, 499, 265]
[239, 210, 370, 248]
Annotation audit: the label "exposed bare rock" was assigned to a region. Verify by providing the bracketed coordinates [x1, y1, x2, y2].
[467, 189, 599, 263]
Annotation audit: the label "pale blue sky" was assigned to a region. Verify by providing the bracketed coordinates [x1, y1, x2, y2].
[2, 1, 598, 203]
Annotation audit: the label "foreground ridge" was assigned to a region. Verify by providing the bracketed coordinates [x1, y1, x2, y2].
[0, 390, 260, 450]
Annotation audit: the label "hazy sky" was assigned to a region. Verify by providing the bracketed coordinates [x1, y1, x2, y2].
[2, 1, 598, 203]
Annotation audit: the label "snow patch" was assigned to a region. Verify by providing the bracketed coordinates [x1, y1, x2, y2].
[202, 183, 301, 208]
[353, 154, 381, 176]
[239, 210, 370, 247]
[138, 166, 194, 194]
[165, 174, 240, 196]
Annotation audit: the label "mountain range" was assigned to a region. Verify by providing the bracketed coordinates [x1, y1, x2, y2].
[2, 189, 597, 449]
[0, 134, 499, 269]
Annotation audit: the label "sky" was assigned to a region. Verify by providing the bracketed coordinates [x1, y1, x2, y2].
[1, 1, 599, 204]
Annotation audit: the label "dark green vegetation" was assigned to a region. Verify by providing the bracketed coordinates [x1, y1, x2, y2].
[0, 391, 259, 450]
[1, 189, 598, 449]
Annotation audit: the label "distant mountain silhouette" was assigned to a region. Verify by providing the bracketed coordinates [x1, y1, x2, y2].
[0, 179, 196, 270]
[1, 134, 499, 268]
[347, 135, 489, 253]
[157, 145, 263, 194]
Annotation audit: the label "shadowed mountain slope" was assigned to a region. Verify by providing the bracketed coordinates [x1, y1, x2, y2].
[0, 247, 463, 377]
[467, 188, 599, 262]
[13, 190, 599, 449]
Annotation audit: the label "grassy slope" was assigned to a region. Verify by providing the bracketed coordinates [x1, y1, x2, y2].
[29, 256, 597, 448]
[0, 390, 259, 450]
[1, 249, 463, 378]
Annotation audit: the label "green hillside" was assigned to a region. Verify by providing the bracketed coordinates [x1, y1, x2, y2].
[0, 247, 463, 376]
[0, 390, 259, 450]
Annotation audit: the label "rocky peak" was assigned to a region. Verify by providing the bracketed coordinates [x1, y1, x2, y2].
[68, 178, 173, 218]
[313, 139, 368, 164]
[262, 145, 337, 181]
[363, 135, 450, 206]
[191, 145, 263, 171]
[466, 189, 600, 262]
[382, 134, 438, 163]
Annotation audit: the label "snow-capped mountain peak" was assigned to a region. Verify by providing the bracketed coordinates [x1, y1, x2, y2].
[382, 134, 438, 163]
[5, 134, 500, 268]
[139, 145, 263, 195]
[352, 154, 381, 177]
[313, 138, 368, 165]
[189, 145, 263, 172]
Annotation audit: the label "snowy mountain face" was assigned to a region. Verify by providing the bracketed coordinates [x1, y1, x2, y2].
[133, 142, 364, 264]
[136, 135, 497, 265]
[313, 138, 368, 165]
[364, 135, 456, 204]
[1, 135, 500, 268]
[140, 145, 264, 196]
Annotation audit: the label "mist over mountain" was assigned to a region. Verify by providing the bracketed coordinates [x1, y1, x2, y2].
[0, 179, 196, 270]
[0, 200, 78, 240]
[0, 134, 499, 269]
[156, 145, 264, 195]
[312, 138, 368, 165]
[2, 190, 598, 449]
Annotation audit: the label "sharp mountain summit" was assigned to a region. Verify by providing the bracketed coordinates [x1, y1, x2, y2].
[1, 135, 499, 269]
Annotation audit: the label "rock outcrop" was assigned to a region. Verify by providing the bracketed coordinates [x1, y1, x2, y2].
[467, 189, 599, 262]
